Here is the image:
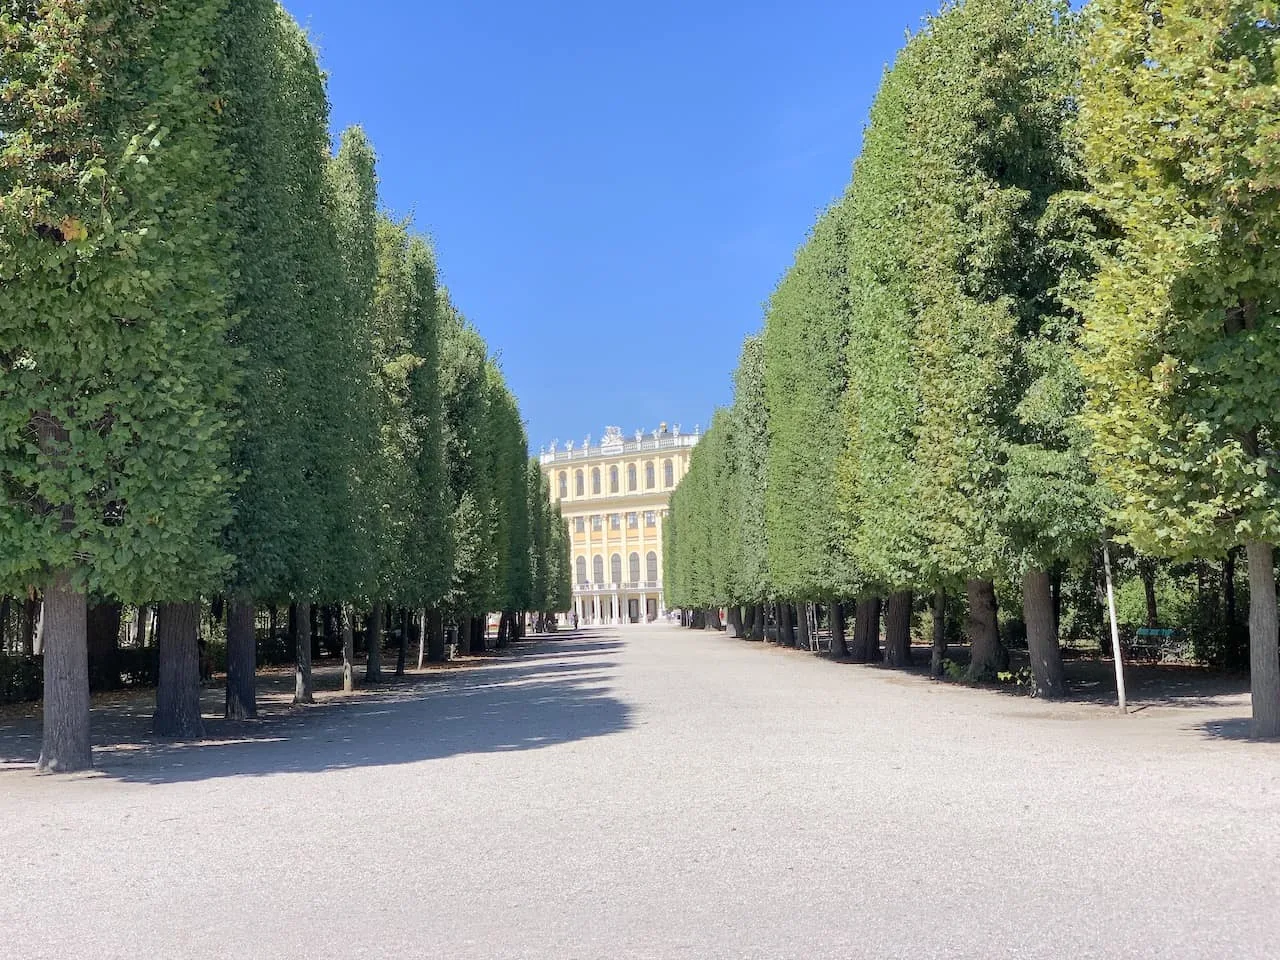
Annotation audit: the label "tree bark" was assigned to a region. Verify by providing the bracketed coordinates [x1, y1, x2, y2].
[829, 599, 848, 658]
[154, 601, 204, 738]
[796, 602, 812, 650]
[726, 605, 744, 639]
[37, 570, 92, 772]
[365, 606, 384, 682]
[1141, 566, 1159, 627]
[1023, 568, 1066, 698]
[965, 578, 1008, 680]
[750, 603, 765, 640]
[1245, 541, 1280, 739]
[225, 599, 257, 719]
[396, 607, 409, 673]
[1224, 548, 1239, 628]
[1050, 568, 1062, 641]
[852, 597, 881, 662]
[86, 600, 122, 691]
[22, 597, 38, 656]
[427, 607, 446, 662]
[778, 603, 795, 647]
[931, 587, 947, 677]
[883, 591, 913, 668]
[341, 604, 355, 692]
[471, 615, 487, 653]
[293, 601, 314, 704]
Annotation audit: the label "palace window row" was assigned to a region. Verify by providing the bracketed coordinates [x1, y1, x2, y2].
[574, 512, 659, 534]
[574, 551, 661, 586]
[559, 458, 677, 501]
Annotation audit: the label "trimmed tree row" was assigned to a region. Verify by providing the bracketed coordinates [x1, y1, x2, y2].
[664, 0, 1280, 739]
[0, 1, 569, 771]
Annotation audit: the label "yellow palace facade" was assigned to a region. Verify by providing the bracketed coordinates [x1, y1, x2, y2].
[540, 424, 698, 625]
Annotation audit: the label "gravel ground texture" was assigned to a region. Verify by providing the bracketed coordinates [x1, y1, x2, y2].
[2, 623, 1278, 960]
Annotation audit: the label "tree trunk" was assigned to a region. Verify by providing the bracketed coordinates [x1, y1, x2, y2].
[154, 601, 204, 738]
[1245, 541, 1280, 739]
[496, 611, 511, 649]
[965, 578, 1008, 680]
[1224, 548, 1239, 628]
[86, 600, 122, 692]
[395, 607, 409, 673]
[427, 607, 446, 662]
[1023, 568, 1066, 698]
[341, 604, 355, 692]
[22, 597, 38, 656]
[931, 587, 947, 677]
[293, 601, 314, 704]
[778, 603, 795, 646]
[1141, 567, 1159, 627]
[416, 609, 427, 669]
[883, 591, 913, 667]
[471, 615, 487, 653]
[1050, 568, 1062, 641]
[37, 570, 91, 772]
[726, 605, 744, 639]
[225, 599, 257, 719]
[852, 597, 881, 662]
[365, 606, 384, 682]
[750, 603, 765, 640]
[796, 602, 812, 650]
[829, 599, 848, 658]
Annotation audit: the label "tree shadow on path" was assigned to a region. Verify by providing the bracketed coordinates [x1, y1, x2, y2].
[0, 631, 632, 785]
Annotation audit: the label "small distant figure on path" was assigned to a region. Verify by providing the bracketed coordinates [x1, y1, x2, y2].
[571, 611, 578, 630]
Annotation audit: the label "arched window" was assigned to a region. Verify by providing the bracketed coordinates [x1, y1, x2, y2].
[627, 464, 637, 491]
[610, 553, 622, 585]
[646, 551, 658, 582]
[558, 471, 568, 500]
[575, 470, 585, 496]
[576, 556, 587, 584]
[609, 465, 619, 493]
[591, 467, 602, 495]
[628, 552, 640, 583]
[645, 462, 655, 489]
[663, 458, 674, 487]
[592, 555, 604, 584]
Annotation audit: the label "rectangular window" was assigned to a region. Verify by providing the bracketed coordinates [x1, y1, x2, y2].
[610, 513, 621, 530]
[644, 511, 656, 527]
[626, 512, 638, 529]
[591, 515, 602, 532]
[574, 517, 585, 533]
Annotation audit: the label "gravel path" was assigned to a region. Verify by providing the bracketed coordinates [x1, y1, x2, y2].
[2, 623, 1277, 959]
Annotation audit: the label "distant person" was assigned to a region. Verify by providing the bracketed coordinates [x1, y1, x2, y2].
[571, 611, 578, 630]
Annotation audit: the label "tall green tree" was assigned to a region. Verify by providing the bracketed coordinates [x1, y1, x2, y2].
[1077, 0, 1280, 736]
[763, 201, 860, 614]
[1, 1, 239, 767]
[219, 5, 347, 714]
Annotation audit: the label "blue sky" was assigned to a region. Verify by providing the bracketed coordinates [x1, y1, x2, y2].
[281, 0, 926, 451]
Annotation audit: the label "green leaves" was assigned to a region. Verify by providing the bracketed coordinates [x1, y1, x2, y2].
[1077, 0, 1280, 558]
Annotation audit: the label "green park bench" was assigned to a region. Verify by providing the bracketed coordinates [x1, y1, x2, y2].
[1128, 626, 1185, 661]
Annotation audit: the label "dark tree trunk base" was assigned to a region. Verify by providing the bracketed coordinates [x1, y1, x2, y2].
[883, 591, 913, 668]
[294, 601, 314, 704]
[1023, 568, 1066, 698]
[1246, 541, 1280, 739]
[851, 597, 881, 662]
[931, 587, 947, 677]
[829, 599, 848, 658]
[365, 606, 384, 683]
[966, 578, 1008, 681]
[154, 601, 205, 739]
[38, 571, 92, 773]
[225, 599, 257, 720]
